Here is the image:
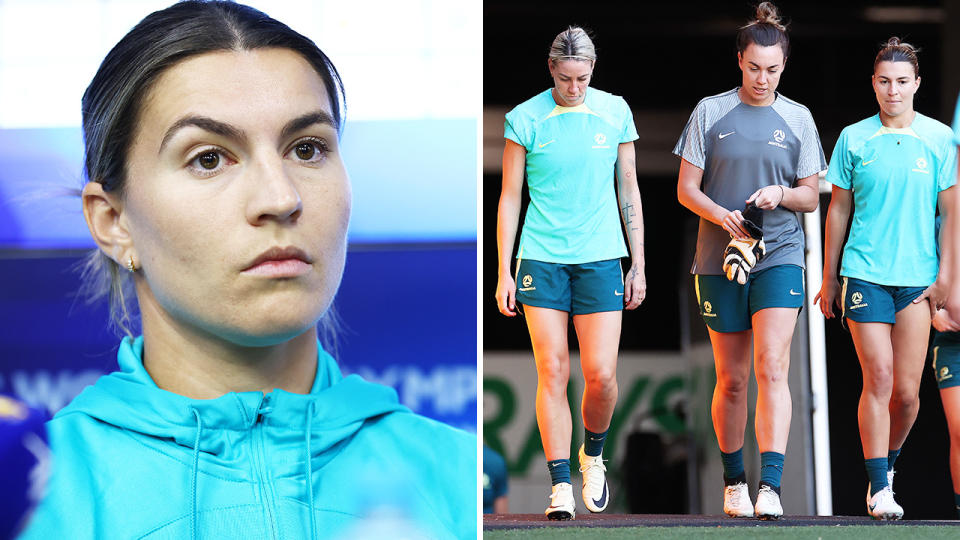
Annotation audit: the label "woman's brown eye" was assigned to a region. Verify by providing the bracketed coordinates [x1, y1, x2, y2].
[295, 143, 315, 160]
[198, 152, 219, 169]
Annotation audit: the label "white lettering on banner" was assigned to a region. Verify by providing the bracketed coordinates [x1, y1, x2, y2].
[9, 370, 104, 416]
[350, 365, 477, 415]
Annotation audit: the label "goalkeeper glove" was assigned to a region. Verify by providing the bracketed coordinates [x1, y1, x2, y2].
[722, 202, 765, 285]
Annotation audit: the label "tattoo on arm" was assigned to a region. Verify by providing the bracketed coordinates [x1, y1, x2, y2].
[621, 203, 640, 231]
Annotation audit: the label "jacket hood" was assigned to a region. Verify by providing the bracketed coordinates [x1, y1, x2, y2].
[61, 336, 407, 458]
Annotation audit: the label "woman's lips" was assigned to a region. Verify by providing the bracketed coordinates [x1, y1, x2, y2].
[242, 246, 312, 277]
[242, 258, 311, 278]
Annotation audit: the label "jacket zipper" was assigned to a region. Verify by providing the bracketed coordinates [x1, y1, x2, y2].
[254, 404, 280, 539]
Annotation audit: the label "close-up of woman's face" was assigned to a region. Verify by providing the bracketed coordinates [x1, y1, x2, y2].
[548, 58, 593, 106]
[737, 43, 785, 105]
[118, 47, 350, 347]
[873, 60, 920, 119]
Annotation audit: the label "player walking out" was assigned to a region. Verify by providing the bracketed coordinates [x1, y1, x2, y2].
[931, 214, 960, 519]
[495, 26, 646, 520]
[675, 2, 825, 520]
[816, 37, 957, 520]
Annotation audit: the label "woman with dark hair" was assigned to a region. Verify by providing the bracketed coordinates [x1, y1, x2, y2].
[675, 1, 825, 520]
[816, 37, 956, 520]
[495, 26, 645, 520]
[18, 2, 475, 538]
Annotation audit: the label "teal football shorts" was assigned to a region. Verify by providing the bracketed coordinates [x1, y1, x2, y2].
[515, 258, 624, 315]
[694, 264, 804, 333]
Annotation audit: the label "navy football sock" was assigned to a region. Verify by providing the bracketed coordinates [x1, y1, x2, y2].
[584, 428, 607, 457]
[887, 448, 901, 471]
[759, 451, 785, 489]
[865, 457, 888, 496]
[547, 459, 571, 485]
[720, 448, 745, 485]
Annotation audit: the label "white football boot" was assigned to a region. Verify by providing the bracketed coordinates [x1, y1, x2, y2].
[545, 482, 576, 520]
[578, 444, 609, 512]
[754, 484, 783, 520]
[866, 485, 904, 520]
[723, 482, 754, 518]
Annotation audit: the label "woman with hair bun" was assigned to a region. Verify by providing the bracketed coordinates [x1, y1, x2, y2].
[816, 37, 957, 520]
[675, 1, 825, 520]
[18, 2, 475, 538]
[496, 25, 646, 520]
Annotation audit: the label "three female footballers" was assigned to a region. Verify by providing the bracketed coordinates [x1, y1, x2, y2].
[496, 26, 646, 519]
[675, 2, 826, 519]
[816, 38, 957, 519]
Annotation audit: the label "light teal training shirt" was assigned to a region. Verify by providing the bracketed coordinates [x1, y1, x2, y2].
[825, 113, 957, 286]
[505, 87, 638, 264]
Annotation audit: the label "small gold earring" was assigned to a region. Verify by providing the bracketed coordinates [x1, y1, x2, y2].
[126, 255, 136, 273]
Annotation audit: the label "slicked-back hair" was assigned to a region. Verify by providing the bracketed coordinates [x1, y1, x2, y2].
[548, 26, 596, 65]
[874, 37, 920, 77]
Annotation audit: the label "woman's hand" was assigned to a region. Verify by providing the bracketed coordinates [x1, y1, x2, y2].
[721, 209, 750, 240]
[747, 185, 784, 210]
[915, 279, 950, 318]
[814, 277, 841, 319]
[624, 265, 646, 310]
[933, 307, 960, 332]
[495, 273, 517, 317]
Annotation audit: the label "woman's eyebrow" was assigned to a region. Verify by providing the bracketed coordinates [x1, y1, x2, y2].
[280, 110, 338, 139]
[158, 115, 246, 153]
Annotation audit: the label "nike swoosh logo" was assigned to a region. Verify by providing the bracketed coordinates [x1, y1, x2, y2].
[592, 482, 608, 508]
[538, 140, 555, 148]
[862, 159, 877, 166]
[614, 291, 623, 296]
[789, 289, 802, 296]
[719, 131, 735, 139]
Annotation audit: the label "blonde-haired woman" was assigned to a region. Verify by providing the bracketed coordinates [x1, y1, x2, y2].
[496, 26, 646, 520]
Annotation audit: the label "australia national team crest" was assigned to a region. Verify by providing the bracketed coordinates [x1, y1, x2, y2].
[768, 129, 787, 149]
[912, 157, 929, 174]
[519, 274, 535, 292]
[592, 132, 609, 149]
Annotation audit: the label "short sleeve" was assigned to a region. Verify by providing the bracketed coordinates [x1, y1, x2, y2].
[796, 109, 827, 179]
[824, 129, 853, 189]
[619, 97, 639, 143]
[939, 139, 958, 191]
[673, 102, 706, 169]
[504, 109, 531, 151]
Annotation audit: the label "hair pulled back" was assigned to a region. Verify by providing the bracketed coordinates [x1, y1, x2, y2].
[874, 37, 920, 77]
[737, 2, 789, 58]
[548, 26, 596, 65]
[79, 0, 346, 337]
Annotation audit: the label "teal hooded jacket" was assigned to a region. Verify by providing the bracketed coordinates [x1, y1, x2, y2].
[19, 337, 477, 539]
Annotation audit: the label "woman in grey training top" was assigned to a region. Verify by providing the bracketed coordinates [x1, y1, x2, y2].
[674, 2, 825, 520]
